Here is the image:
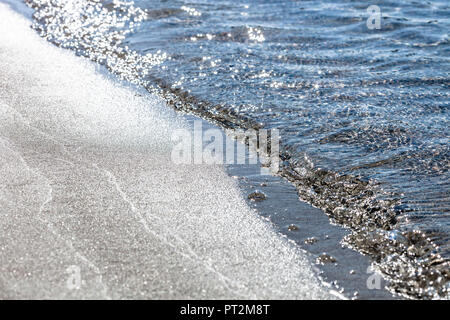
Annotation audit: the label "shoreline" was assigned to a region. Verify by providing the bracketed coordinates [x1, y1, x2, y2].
[0, 2, 338, 299]
[8, 0, 449, 301]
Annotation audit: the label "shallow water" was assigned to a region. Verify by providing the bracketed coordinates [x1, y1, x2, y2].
[129, 0, 450, 251]
[20, 0, 449, 298]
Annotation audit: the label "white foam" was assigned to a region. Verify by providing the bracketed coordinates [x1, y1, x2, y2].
[0, 2, 334, 299]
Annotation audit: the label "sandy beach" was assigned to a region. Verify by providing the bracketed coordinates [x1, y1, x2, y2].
[0, 2, 336, 299]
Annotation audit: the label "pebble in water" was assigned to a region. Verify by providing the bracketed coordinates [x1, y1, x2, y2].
[247, 190, 267, 202]
[316, 253, 337, 265]
[304, 237, 318, 245]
